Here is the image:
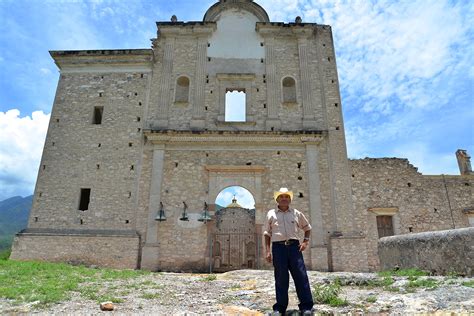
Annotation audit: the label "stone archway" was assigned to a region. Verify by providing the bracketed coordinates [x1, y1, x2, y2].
[205, 165, 265, 224]
[212, 206, 257, 272]
[205, 165, 266, 271]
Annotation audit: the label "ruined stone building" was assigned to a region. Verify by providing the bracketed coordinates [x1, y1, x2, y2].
[11, 0, 474, 272]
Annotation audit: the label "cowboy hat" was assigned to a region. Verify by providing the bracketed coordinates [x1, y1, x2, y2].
[274, 187, 293, 202]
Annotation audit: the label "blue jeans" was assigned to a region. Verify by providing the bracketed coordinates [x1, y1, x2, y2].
[272, 241, 314, 313]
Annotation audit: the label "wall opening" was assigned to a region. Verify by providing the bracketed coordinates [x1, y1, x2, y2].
[93, 106, 104, 124]
[225, 90, 246, 122]
[376, 215, 394, 238]
[282, 77, 296, 103]
[468, 215, 474, 227]
[78, 188, 91, 211]
[175, 76, 190, 103]
[215, 186, 255, 209]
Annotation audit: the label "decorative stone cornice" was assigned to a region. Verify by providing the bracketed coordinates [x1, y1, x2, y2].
[205, 165, 266, 173]
[144, 130, 324, 145]
[50, 49, 153, 73]
[156, 23, 216, 37]
[217, 73, 256, 81]
[256, 22, 326, 37]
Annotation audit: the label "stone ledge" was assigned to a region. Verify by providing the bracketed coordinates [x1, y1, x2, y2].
[17, 228, 140, 238]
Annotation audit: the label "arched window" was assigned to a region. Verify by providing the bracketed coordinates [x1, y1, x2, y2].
[282, 76, 296, 103]
[175, 76, 190, 103]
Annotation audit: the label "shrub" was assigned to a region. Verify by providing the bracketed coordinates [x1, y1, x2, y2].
[312, 279, 348, 307]
[0, 248, 11, 261]
[200, 274, 217, 282]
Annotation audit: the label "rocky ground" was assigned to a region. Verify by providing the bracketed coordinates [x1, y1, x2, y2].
[1, 270, 473, 315]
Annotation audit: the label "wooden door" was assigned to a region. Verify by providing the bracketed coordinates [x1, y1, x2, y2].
[376, 215, 394, 238]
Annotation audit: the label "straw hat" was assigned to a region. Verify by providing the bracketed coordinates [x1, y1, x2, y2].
[273, 187, 293, 202]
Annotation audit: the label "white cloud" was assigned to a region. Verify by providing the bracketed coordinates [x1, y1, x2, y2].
[40, 68, 52, 75]
[0, 109, 50, 201]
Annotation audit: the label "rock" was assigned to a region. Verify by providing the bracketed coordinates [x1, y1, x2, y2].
[100, 302, 114, 311]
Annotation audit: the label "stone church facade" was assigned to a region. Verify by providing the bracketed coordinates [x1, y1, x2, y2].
[11, 0, 473, 272]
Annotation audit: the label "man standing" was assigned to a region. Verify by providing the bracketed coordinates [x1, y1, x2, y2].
[264, 188, 314, 315]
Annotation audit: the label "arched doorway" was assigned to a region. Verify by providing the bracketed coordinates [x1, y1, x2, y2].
[212, 187, 258, 272]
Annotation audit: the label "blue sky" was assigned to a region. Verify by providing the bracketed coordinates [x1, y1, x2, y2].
[0, 0, 473, 202]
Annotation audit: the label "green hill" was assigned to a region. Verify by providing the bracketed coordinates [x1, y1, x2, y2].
[0, 195, 32, 251]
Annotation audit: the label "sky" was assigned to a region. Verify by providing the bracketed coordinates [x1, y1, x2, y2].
[0, 0, 473, 203]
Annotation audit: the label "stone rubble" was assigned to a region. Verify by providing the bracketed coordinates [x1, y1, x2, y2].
[1, 270, 473, 315]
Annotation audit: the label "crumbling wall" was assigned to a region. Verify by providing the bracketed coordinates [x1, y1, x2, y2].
[351, 158, 473, 270]
[378, 228, 474, 276]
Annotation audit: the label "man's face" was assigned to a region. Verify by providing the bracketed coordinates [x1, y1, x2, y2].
[277, 194, 291, 208]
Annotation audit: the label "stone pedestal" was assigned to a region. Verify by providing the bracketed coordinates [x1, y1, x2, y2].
[330, 236, 368, 272]
[190, 119, 206, 130]
[303, 119, 318, 130]
[311, 245, 329, 271]
[141, 244, 160, 271]
[265, 119, 281, 131]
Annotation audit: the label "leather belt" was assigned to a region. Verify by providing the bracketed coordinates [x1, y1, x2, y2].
[273, 239, 299, 246]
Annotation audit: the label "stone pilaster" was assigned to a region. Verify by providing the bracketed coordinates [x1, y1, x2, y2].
[141, 145, 165, 271]
[304, 142, 329, 271]
[264, 38, 281, 130]
[298, 37, 317, 130]
[156, 39, 175, 129]
[190, 37, 208, 130]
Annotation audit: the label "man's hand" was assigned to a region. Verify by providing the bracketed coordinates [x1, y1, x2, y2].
[266, 251, 272, 263]
[299, 240, 309, 252]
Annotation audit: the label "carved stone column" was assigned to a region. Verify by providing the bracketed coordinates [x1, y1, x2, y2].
[190, 37, 208, 130]
[141, 145, 165, 271]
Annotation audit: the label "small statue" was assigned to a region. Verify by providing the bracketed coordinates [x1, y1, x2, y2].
[295, 16, 302, 24]
[171, 15, 178, 22]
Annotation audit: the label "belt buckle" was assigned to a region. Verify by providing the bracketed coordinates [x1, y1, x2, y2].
[284, 240, 290, 246]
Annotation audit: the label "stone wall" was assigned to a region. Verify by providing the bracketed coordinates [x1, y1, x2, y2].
[139, 137, 316, 271]
[29, 65, 150, 232]
[351, 158, 474, 270]
[378, 228, 474, 276]
[11, 229, 140, 269]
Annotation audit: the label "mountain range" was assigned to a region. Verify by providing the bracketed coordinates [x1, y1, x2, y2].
[0, 195, 32, 251]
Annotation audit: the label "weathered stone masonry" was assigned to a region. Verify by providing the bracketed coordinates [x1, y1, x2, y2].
[11, 0, 473, 272]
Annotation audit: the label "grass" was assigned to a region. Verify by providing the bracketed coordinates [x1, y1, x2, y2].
[462, 281, 474, 288]
[404, 276, 438, 289]
[312, 279, 348, 307]
[366, 296, 377, 303]
[0, 258, 150, 307]
[200, 274, 217, 282]
[366, 276, 395, 290]
[141, 293, 161, 300]
[378, 268, 429, 278]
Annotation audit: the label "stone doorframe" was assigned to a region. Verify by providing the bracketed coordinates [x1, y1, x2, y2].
[205, 165, 265, 225]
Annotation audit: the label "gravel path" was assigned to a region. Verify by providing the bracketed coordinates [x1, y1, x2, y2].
[1, 270, 473, 315]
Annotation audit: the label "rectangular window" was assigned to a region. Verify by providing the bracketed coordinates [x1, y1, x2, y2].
[225, 90, 246, 122]
[93, 106, 104, 124]
[78, 188, 91, 211]
[376, 215, 394, 238]
[468, 216, 474, 227]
